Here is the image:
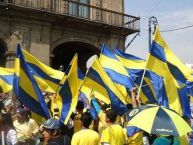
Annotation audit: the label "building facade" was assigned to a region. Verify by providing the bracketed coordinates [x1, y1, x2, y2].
[0, 0, 139, 73]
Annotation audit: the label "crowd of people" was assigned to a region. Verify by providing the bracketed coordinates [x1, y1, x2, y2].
[0, 91, 193, 145]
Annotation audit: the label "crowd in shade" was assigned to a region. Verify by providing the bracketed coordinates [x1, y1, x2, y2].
[0, 91, 193, 145]
[1, 26, 193, 145]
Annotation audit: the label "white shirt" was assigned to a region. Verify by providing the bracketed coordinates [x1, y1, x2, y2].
[6, 129, 18, 145]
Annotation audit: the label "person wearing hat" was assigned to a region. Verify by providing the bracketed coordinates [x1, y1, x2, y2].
[13, 107, 39, 143]
[42, 118, 71, 145]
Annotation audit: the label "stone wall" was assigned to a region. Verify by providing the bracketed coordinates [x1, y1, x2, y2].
[0, 14, 125, 68]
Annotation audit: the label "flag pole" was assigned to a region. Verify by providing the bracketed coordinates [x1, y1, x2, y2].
[1, 131, 5, 145]
[136, 16, 158, 101]
[136, 69, 146, 100]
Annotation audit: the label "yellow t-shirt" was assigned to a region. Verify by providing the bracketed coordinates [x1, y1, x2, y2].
[115, 115, 122, 125]
[100, 124, 124, 145]
[74, 114, 82, 133]
[71, 128, 99, 145]
[98, 111, 108, 136]
[123, 128, 144, 145]
[13, 118, 39, 141]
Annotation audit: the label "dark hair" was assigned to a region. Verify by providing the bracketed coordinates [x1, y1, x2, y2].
[16, 107, 28, 116]
[76, 101, 84, 111]
[101, 103, 110, 111]
[126, 104, 133, 110]
[81, 112, 92, 128]
[0, 113, 14, 128]
[106, 109, 117, 123]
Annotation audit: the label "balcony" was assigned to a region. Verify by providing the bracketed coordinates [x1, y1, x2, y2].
[0, 0, 140, 33]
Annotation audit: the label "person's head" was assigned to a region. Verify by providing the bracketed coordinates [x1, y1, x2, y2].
[0, 93, 9, 100]
[16, 107, 28, 122]
[0, 113, 14, 131]
[81, 112, 92, 128]
[76, 101, 84, 114]
[42, 118, 61, 142]
[101, 103, 110, 112]
[105, 109, 117, 123]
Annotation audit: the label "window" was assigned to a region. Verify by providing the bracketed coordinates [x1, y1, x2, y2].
[79, 0, 89, 18]
[69, 0, 90, 18]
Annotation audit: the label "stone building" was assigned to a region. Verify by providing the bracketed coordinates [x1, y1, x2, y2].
[0, 0, 139, 73]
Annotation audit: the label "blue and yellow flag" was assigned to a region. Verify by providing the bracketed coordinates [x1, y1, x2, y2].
[115, 48, 163, 104]
[22, 49, 64, 93]
[146, 26, 191, 117]
[187, 81, 193, 97]
[53, 54, 79, 124]
[90, 98, 102, 120]
[0, 67, 14, 93]
[84, 57, 127, 115]
[14, 44, 50, 118]
[99, 44, 134, 90]
[146, 26, 192, 87]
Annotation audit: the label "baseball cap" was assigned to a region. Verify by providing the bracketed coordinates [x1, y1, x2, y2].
[16, 107, 27, 116]
[43, 118, 60, 130]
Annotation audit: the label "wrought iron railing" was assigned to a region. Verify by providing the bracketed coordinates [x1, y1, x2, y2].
[0, 0, 140, 30]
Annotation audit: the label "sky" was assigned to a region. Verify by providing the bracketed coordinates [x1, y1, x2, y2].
[124, 0, 193, 64]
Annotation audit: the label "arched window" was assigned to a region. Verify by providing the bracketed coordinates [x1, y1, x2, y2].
[0, 39, 7, 67]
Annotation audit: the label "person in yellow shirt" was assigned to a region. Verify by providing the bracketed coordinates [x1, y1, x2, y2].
[100, 109, 125, 145]
[13, 107, 39, 143]
[98, 103, 109, 136]
[71, 112, 99, 145]
[71, 101, 85, 133]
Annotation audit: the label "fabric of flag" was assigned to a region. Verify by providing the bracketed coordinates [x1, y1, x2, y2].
[78, 89, 102, 120]
[186, 75, 193, 102]
[85, 57, 128, 116]
[78, 91, 89, 108]
[22, 49, 64, 93]
[90, 98, 102, 120]
[146, 26, 191, 117]
[178, 86, 191, 118]
[53, 54, 79, 124]
[99, 44, 134, 90]
[114, 48, 164, 104]
[14, 44, 50, 118]
[146, 26, 192, 87]
[81, 76, 110, 105]
[0, 67, 14, 93]
[187, 81, 193, 97]
[126, 126, 141, 137]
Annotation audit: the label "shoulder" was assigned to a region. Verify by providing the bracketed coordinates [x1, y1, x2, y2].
[87, 129, 99, 137]
[13, 120, 19, 125]
[7, 129, 17, 136]
[29, 118, 36, 123]
[72, 131, 80, 137]
[112, 124, 123, 131]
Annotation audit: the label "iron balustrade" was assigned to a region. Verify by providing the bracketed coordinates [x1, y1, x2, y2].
[1, 0, 140, 30]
